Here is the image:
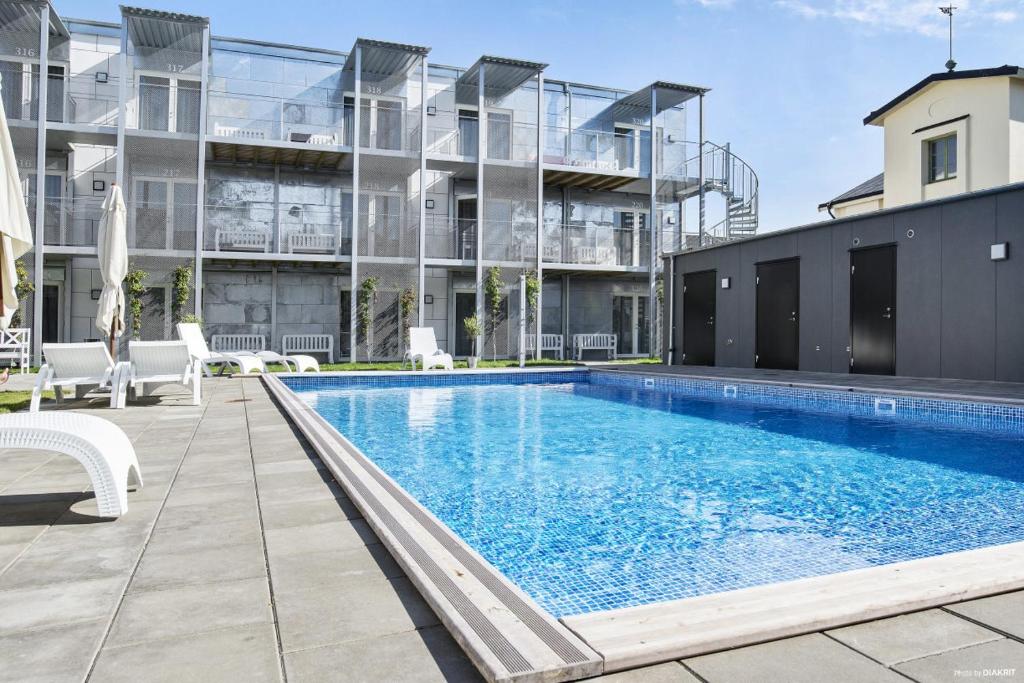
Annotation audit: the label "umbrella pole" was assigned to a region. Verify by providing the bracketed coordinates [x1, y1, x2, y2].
[108, 303, 118, 361]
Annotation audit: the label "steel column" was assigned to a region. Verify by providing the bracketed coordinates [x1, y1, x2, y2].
[535, 71, 544, 359]
[474, 63, 485, 358]
[31, 4, 49, 365]
[193, 24, 210, 318]
[349, 46, 361, 363]
[698, 93, 706, 244]
[417, 57, 428, 327]
[115, 18, 127, 187]
[648, 86, 658, 358]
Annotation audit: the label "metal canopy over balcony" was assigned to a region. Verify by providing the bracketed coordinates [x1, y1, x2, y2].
[342, 37, 429, 76]
[613, 80, 708, 116]
[0, 1, 69, 39]
[121, 5, 208, 49]
[457, 55, 546, 97]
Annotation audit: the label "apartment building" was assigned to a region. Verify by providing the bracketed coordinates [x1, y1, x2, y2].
[2, 1, 758, 363]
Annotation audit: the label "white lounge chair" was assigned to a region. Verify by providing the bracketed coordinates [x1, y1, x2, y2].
[176, 323, 265, 376]
[32, 342, 124, 412]
[405, 327, 454, 371]
[116, 340, 202, 408]
[254, 351, 320, 373]
[0, 412, 142, 518]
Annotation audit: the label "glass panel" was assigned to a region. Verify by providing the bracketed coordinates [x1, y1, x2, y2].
[612, 295, 633, 355]
[43, 174, 62, 245]
[457, 197, 476, 260]
[134, 180, 168, 248]
[46, 65, 65, 123]
[946, 135, 957, 177]
[0, 61, 24, 119]
[487, 112, 511, 160]
[42, 284, 60, 343]
[138, 287, 167, 340]
[340, 289, 351, 355]
[615, 211, 635, 266]
[458, 110, 478, 155]
[173, 183, 197, 248]
[637, 295, 650, 355]
[454, 292, 476, 356]
[343, 98, 354, 146]
[375, 100, 402, 150]
[175, 80, 201, 134]
[139, 76, 170, 131]
[614, 127, 634, 171]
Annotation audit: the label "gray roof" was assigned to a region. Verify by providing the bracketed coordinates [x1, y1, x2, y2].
[819, 172, 884, 210]
[865, 65, 1024, 125]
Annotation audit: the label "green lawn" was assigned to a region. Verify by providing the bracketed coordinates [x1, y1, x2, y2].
[0, 390, 51, 414]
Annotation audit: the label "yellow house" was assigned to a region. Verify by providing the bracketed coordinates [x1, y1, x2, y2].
[820, 65, 1024, 217]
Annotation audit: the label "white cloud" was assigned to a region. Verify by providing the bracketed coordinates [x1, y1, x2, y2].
[689, 0, 737, 7]
[771, 0, 1022, 37]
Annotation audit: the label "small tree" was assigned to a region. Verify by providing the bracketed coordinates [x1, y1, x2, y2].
[462, 314, 482, 357]
[124, 266, 148, 340]
[524, 270, 539, 324]
[357, 276, 379, 361]
[9, 258, 33, 328]
[171, 263, 193, 324]
[484, 266, 502, 360]
[399, 287, 416, 350]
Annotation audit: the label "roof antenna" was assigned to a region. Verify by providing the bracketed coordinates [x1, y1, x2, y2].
[940, 5, 957, 71]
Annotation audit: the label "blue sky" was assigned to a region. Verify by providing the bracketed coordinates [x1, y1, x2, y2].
[56, 0, 1023, 230]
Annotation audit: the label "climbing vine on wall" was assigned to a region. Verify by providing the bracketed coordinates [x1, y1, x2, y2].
[10, 258, 33, 328]
[357, 276, 379, 361]
[485, 266, 502, 360]
[171, 263, 193, 324]
[124, 265, 149, 340]
[399, 287, 416, 348]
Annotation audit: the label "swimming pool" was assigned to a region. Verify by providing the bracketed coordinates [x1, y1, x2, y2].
[283, 371, 1024, 618]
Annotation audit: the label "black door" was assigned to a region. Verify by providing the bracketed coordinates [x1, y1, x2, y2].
[454, 292, 476, 356]
[682, 270, 716, 365]
[756, 259, 799, 370]
[850, 245, 896, 375]
[42, 284, 59, 343]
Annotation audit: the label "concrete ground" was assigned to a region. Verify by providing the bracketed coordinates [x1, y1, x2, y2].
[1, 376, 1023, 682]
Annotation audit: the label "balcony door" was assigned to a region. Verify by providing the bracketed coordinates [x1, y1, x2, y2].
[612, 294, 650, 357]
[613, 209, 645, 267]
[137, 73, 200, 133]
[452, 290, 477, 357]
[131, 177, 197, 250]
[358, 96, 405, 151]
[456, 196, 476, 260]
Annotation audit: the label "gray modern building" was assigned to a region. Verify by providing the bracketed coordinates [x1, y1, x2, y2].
[2, 0, 758, 363]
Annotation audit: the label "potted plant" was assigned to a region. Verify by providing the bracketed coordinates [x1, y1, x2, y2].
[463, 314, 482, 369]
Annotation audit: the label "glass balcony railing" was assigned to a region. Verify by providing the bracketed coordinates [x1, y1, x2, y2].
[39, 197, 105, 247]
[357, 212, 418, 258]
[204, 203, 352, 255]
[424, 215, 476, 259]
[128, 80, 201, 134]
[544, 127, 640, 173]
[208, 92, 347, 145]
[357, 104, 420, 153]
[480, 219, 537, 262]
[541, 221, 646, 267]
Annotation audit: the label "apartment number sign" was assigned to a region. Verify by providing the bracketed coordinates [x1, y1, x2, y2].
[167, 64, 186, 73]
[15, 47, 37, 57]
[363, 85, 383, 95]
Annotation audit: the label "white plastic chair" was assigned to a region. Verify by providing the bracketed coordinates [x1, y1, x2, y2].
[405, 327, 454, 371]
[32, 342, 124, 412]
[0, 412, 142, 518]
[176, 323, 265, 376]
[117, 340, 202, 408]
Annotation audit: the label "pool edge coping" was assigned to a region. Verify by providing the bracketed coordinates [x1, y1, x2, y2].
[260, 373, 604, 683]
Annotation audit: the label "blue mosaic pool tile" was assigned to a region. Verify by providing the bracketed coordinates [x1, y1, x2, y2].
[282, 369, 586, 392]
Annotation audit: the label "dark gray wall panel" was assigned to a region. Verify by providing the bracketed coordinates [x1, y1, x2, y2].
[737, 240, 759, 367]
[895, 205, 942, 377]
[829, 221, 852, 372]
[847, 212, 895, 250]
[797, 227, 833, 371]
[716, 245, 743, 367]
[940, 196, 996, 379]
[995, 191, 1024, 381]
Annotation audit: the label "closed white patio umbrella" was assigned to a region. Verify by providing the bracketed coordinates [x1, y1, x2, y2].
[0, 93, 33, 333]
[95, 184, 128, 358]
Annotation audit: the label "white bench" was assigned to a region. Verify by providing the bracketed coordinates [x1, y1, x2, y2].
[285, 231, 337, 254]
[0, 328, 30, 373]
[573, 333, 617, 361]
[211, 334, 266, 354]
[215, 227, 271, 252]
[282, 334, 334, 364]
[213, 124, 266, 140]
[524, 333, 564, 360]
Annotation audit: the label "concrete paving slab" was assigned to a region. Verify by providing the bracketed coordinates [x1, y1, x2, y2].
[129, 540, 267, 592]
[0, 576, 126, 634]
[590, 662, 700, 682]
[827, 609, 1002, 665]
[946, 591, 1024, 639]
[106, 577, 272, 647]
[264, 519, 377, 558]
[895, 638, 1024, 682]
[146, 516, 262, 553]
[684, 633, 906, 683]
[268, 543, 404, 595]
[283, 625, 480, 683]
[275, 575, 439, 652]
[0, 618, 107, 683]
[92, 623, 282, 683]
[0, 541, 139, 591]
[259, 497, 361, 531]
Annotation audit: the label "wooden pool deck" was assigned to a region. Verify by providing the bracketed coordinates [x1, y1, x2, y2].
[1, 374, 1023, 681]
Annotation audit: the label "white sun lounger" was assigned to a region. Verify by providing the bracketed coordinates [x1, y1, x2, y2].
[32, 342, 124, 412]
[176, 323, 265, 376]
[0, 412, 143, 517]
[405, 327, 454, 371]
[116, 340, 202, 408]
[254, 351, 320, 373]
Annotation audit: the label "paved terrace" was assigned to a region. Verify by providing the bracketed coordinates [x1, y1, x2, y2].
[1, 375, 1023, 682]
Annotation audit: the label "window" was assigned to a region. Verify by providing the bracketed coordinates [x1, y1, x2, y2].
[927, 134, 957, 183]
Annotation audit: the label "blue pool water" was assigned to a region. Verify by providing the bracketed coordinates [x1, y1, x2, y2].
[288, 375, 1024, 617]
